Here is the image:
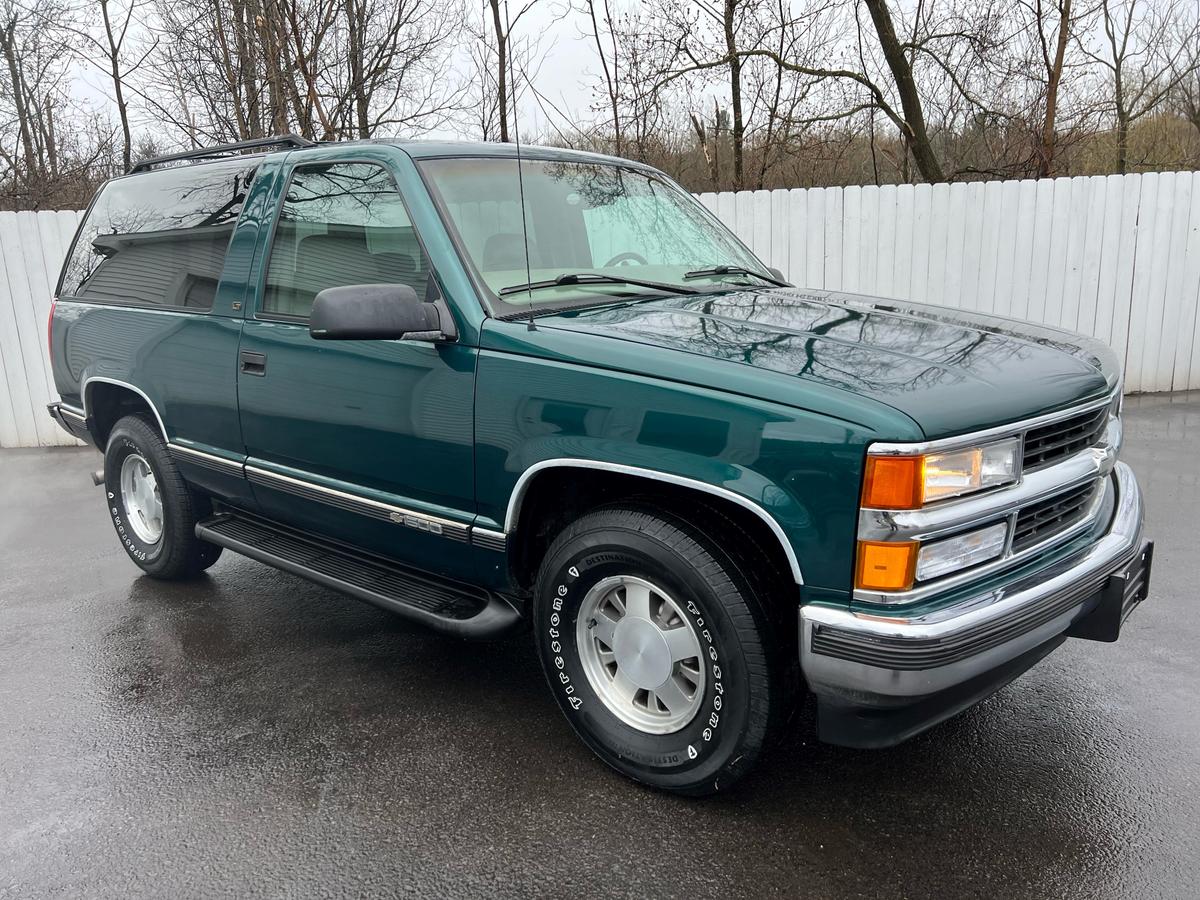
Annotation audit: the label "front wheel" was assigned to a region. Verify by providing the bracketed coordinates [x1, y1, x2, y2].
[533, 505, 786, 795]
[103, 414, 222, 579]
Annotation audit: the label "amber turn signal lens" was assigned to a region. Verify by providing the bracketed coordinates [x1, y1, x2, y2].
[862, 455, 924, 509]
[855, 540, 919, 592]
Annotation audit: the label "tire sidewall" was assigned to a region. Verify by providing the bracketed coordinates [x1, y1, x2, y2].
[104, 423, 167, 567]
[535, 524, 760, 791]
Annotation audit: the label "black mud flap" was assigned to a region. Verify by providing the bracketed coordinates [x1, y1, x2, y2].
[1068, 541, 1154, 643]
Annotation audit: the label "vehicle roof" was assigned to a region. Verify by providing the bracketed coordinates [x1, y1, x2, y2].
[384, 139, 652, 170]
[123, 138, 660, 181]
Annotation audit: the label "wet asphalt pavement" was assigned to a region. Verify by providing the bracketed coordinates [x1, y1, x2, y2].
[2, 393, 1198, 899]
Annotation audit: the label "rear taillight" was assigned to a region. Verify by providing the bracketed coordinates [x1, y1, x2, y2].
[47, 298, 56, 361]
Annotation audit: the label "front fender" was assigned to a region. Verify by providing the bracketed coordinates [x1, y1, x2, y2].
[473, 340, 878, 592]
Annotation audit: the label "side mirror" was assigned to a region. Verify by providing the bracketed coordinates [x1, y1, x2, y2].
[309, 284, 442, 341]
[767, 266, 787, 283]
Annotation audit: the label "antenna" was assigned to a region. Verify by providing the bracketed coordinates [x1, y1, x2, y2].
[505, 0, 536, 331]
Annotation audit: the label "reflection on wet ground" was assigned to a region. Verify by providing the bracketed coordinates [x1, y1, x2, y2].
[2, 392, 1197, 898]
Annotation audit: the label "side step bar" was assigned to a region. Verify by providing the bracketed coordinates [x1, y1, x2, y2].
[196, 512, 524, 640]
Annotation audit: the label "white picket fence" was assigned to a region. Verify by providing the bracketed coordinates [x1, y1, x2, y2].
[3, 171, 1199, 447]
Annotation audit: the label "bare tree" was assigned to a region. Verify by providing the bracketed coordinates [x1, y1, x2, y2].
[486, 0, 511, 141]
[987, 0, 1101, 178]
[641, 0, 1013, 186]
[12, 0, 1200, 209]
[577, 0, 620, 154]
[640, 0, 845, 189]
[333, 0, 463, 138]
[99, 0, 136, 170]
[860, 0, 943, 181]
[135, 0, 464, 148]
[481, 0, 538, 142]
[1036, 0, 1073, 175]
[643, 0, 773, 189]
[1083, 0, 1200, 173]
[53, 0, 157, 172]
[599, 5, 676, 163]
[1169, 24, 1200, 143]
[1, 0, 123, 208]
[686, 101, 720, 188]
[0, 0, 82, 194]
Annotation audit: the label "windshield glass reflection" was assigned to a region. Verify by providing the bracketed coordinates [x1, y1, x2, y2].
[420, 157, 771, 309]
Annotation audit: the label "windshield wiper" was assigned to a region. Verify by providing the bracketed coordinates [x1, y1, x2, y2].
[498, 272, 699, 297]
[682, 265, 788, 286]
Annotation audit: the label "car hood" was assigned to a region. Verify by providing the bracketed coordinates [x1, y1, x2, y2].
[533, 288, 1119, 439]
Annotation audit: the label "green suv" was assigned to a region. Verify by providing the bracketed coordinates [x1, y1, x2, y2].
[47, 135, 1153, 794]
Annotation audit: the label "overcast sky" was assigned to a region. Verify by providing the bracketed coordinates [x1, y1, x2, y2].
[503, 2, 606, 140]
[67, 0, 610, 145]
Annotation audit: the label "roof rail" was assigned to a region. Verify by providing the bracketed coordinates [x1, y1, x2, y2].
[128, 134, 317, 174]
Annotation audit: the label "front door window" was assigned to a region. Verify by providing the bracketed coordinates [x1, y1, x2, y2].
[262, 162, 436, 319]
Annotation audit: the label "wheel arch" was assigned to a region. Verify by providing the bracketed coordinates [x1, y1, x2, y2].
[505, 459, 804, 588]
[83, 377, 167, 447]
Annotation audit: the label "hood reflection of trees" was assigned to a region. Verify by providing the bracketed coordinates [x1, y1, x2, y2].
[584, 290, 1031, 395]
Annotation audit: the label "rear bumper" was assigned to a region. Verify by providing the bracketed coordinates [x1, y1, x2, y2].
[47, 401, 93, 444]
[800, 461, 1151, 748]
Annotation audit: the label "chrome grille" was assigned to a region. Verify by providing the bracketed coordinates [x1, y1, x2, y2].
[854, 389, 1120, 603]
[1022, 407, 1109, 471]
[1011, 482, 1096, 552]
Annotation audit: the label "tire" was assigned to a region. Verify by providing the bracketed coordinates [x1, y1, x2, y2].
[103, 414, 222, 579]
[532, 504, 789, 795]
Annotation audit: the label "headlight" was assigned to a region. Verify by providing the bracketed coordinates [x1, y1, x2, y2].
[861, 437, 1020, 509]
[915, 521, 1008, 581]
[855, 521, 1010, 593]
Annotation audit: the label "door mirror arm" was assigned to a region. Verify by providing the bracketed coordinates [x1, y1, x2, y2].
[426, 296, 458, 342]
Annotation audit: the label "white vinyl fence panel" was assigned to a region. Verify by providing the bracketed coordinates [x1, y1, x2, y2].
[0, 210, 85, 448]
[2, 172, 1199, 447]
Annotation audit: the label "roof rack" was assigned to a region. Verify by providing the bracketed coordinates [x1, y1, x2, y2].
[128, 134, 316, 174]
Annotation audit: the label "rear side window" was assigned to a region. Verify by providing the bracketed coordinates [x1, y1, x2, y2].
[59, 159, 257, 310]
[262, 162, 435, 319]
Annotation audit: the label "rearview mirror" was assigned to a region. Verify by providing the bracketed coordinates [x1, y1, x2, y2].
[768, 266, 787, 283]
[309, 284, 442, 341]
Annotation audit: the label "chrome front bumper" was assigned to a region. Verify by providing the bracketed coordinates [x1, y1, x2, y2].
[801, 461, 1148, 742]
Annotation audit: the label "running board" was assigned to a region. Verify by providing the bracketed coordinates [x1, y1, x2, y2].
[196, 512, 523, 640]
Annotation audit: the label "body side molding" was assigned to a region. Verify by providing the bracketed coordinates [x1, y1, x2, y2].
[169, 446, 504, 551]
[245, 463, 472, 542]
[168, 443, 246, 478]
[502, 458, 805, 584]
[470, 526, 508, 552]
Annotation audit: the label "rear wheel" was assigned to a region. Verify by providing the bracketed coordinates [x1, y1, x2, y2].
[533, 505, 788, 795]
[103, 414, 222, 579]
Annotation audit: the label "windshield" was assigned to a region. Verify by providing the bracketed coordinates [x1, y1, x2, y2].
[419, 156, 773, 312]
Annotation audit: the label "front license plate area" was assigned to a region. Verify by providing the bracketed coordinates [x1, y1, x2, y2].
[1068, 541, 1154, 644]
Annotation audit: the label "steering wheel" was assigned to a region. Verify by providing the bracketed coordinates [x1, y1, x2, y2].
[604, 251, 649, 267]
